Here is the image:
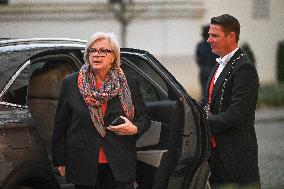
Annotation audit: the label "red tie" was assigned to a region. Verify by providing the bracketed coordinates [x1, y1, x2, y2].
[208, 66, 218, 148]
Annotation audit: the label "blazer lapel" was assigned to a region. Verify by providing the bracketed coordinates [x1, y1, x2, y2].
[211, 49, 243, 105]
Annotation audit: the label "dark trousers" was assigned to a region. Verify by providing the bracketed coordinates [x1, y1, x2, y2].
[75, 164, 134, 189]
[209, 148, 231, 187]
[209, 148, 261, 189]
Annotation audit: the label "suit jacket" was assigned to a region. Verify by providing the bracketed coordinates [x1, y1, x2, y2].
[204, 49, 260, 183]
[52, 71, 151, 185]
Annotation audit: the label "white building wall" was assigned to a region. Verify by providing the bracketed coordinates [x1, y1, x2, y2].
[127, 0, 284, 98]
[1, 0, 284, 99]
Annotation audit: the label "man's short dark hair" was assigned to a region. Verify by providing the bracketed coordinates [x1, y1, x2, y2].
[211, 14, 240, 41]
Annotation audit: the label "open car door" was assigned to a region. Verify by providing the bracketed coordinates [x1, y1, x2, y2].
[121, 49, 210, 189]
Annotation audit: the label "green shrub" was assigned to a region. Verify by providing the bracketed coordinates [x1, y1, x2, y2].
[242, 42, 256, 65]
[257, 83, 284, 107]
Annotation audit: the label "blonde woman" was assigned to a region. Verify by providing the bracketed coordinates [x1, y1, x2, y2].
[52, 32, 150, 189]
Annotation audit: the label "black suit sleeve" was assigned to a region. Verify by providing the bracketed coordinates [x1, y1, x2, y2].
[207, 63, 259, 133]
[52, 77, 72, 166]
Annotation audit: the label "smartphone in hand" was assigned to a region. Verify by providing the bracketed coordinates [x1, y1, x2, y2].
[110, 117, 125, 126]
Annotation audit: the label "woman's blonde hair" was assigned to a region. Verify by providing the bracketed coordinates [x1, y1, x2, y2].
[84, 32, 120, 68]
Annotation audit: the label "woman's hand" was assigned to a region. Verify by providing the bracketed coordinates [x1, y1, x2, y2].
[57, 166, 65, 176]
[106, 116, 138, 136]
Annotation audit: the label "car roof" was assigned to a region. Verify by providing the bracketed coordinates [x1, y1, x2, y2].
[0, 38, 149, 55]
[0, 38, 88, 46]
[0, 38, 89, 54]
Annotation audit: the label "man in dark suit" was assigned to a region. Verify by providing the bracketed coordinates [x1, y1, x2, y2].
[203, 14, 260, 188]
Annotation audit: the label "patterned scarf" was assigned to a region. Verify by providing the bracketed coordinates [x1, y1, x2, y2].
[78, 64, 134, 137]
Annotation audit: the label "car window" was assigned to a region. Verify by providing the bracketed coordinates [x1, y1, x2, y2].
[122, 55, 169, 102]
[1, 65, 31, 106]
[137, 78, 160, 102]
[1, 55, 77, 106]
[30, 58, 75, 79]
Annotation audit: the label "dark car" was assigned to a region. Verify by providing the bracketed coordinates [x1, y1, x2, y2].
[0, 38, 210, 189]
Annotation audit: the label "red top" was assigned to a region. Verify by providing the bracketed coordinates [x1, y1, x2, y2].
[208, 65, 218, 104]
[208, 66, 219, 148]
[96, 81, 108, 163]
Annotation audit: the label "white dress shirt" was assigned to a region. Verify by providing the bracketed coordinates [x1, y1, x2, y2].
[214, 47, 239, 84]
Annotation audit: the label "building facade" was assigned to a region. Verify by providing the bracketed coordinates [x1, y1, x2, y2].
[1, 0, 283, 99]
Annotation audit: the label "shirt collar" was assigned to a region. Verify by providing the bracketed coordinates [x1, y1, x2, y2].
[216, 47, 239, 66]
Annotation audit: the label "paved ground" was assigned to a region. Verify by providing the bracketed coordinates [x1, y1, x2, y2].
[255, 106, 284, 189]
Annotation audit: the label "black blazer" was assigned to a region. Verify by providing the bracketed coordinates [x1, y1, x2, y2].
[52, 71, 151, 185]
[204, 49, 260, 183]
